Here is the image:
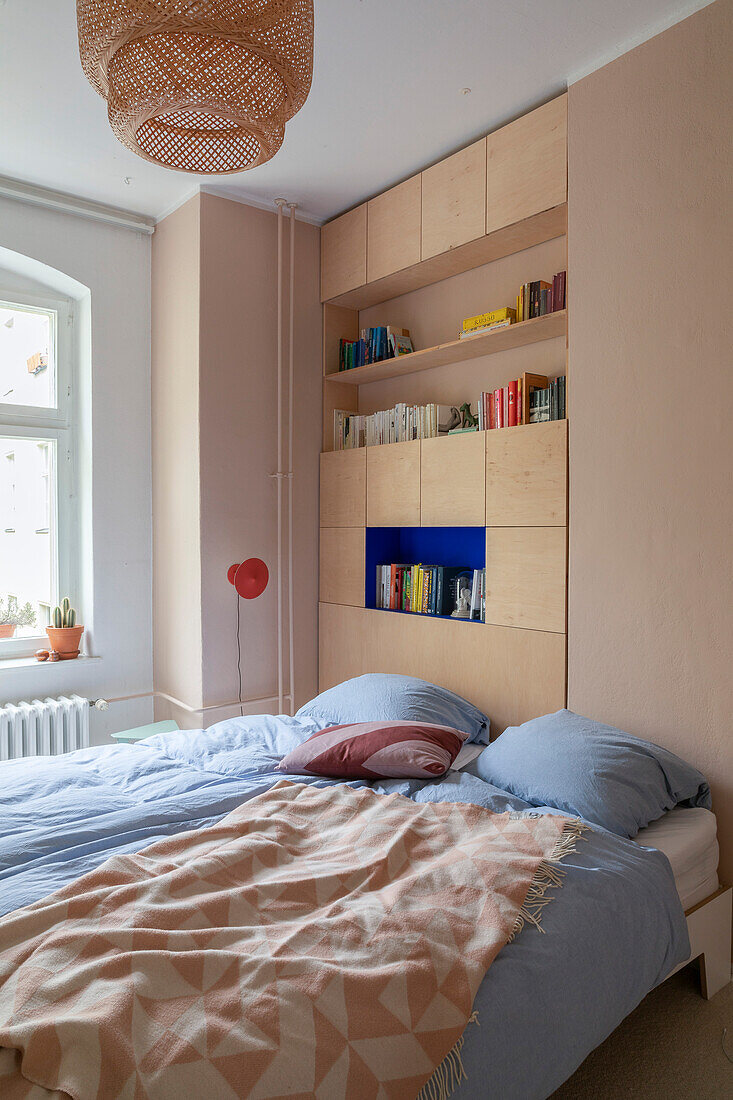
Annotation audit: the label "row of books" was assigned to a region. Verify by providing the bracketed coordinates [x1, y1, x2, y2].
[376, 563, 485, 621]
[457, 271, 567, 340]
[477, 381, 522, 430]
[516, 271, 566, 323]
[476, 374, 566, 430]
[335, 377, 565, 449]
[339, 326, 413, 371]
[529, 377, 566, 422]
[334, 402, 454, 450]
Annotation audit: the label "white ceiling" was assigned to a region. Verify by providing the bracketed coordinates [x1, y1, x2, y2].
[0, 0, 710, 224]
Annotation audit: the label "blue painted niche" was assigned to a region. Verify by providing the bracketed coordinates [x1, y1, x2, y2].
[365, 526, 486, 620]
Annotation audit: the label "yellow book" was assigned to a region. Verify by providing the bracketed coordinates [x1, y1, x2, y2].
[416, 566, 423, 614]
[462, 306, 516, 332]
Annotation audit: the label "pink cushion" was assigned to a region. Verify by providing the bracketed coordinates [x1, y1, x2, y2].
[277, 721, 468, 780]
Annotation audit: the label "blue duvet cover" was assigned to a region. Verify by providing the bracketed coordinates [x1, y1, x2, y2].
[0, 714, 690, 1099]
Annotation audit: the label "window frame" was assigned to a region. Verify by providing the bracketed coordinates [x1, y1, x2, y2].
[0, 287, 77, 658]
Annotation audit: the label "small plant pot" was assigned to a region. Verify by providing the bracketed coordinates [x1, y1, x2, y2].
[46, 625, 84, 660]
[0, 625, 16, 639]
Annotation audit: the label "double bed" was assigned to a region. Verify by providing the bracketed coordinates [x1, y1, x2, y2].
[0, 676, 729, 1099]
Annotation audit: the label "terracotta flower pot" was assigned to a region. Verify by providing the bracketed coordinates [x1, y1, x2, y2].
[0, 624, 16, 639]
[46, 625, 84, 660]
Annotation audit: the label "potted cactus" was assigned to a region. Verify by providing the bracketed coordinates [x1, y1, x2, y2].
[0, 597, 36, 639]
[46, 597, 84, 660]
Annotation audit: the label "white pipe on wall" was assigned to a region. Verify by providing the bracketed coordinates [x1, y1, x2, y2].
[275, 199, 285, 713]
[288, 203, 297, 712]
[270, 198, 298, 717]
[94, 690, 293, 715]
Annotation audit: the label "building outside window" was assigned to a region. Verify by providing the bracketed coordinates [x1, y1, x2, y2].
[0, 293, 75, 657]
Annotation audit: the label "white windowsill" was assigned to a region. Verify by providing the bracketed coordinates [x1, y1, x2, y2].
[0, 654, 101, 673]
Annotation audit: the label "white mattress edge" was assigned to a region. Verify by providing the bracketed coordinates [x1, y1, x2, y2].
[633, 807, 719, 910]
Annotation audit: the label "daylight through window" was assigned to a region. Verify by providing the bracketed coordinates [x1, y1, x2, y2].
[0, 297, 71, 651]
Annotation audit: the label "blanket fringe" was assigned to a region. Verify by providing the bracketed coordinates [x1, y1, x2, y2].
[417, 1012, 478, 1100]
[507, 818, 586, 942]
[417, 818, 586, 1100]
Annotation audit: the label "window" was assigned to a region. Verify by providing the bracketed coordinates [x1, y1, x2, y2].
[0, 293, 75, 657]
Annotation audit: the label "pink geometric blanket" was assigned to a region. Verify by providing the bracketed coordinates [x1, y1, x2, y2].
[0, 780, 580, 1099]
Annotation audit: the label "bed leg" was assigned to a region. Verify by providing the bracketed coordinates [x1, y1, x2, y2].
[700, 946, 732, 1000]
[689, 887, 732, 1000]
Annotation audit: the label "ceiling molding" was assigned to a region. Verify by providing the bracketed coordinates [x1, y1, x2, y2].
[0, 175, 156, 235]
[154, 184, 325, 227]
[154, 186, 202, 225]
[199, 185, 324, 226]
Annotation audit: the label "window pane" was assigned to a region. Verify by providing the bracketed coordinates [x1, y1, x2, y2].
[0, 436, 56, 639]
[0, 302, 56, 410]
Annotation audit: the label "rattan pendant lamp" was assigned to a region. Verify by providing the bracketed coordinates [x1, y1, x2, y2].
[76, 1, 314, 174]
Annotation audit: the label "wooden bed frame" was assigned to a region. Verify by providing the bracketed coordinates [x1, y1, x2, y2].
[674, 886, 732, 999]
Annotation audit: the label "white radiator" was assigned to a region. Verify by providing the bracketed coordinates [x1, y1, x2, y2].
[0, 695, 89, 761]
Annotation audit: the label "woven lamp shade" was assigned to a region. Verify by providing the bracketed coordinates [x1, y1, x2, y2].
[77, 1, 314, 174]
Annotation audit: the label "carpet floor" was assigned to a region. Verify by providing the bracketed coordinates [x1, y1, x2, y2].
[551, 963, 733, 1099]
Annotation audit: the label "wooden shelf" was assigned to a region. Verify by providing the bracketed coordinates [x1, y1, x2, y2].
[324, 203, 567, 309]
[368, 607, 484, 625]
[325, 311, 566, 387]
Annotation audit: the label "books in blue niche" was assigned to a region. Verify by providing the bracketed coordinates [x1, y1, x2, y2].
[375, 563, 485, 621]
[365, 527, 486, 623]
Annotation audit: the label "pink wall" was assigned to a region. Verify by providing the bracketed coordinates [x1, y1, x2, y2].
[568, 0, 733, 880]
[152, 194, 321, 725]
[199, 195, 321, 715]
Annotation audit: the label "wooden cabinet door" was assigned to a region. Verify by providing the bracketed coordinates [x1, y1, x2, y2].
[368, 176, 421, 283]
[486, 420, 567, 526]
[321, 204, 367, 301]
[320, 528, 365, 607]
[367, 440, 421, 527]
[320, 449, 366, 527]
[421, 139, 487, 260]
[485, 526, 567, 633]
[421, 432, 485, 526]
[319, 602, 566, 736]
[486, 95, 567, 234]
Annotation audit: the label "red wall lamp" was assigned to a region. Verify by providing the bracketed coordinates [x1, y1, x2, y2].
[227, 558, 269, 600]
[227, 558, 270, 717]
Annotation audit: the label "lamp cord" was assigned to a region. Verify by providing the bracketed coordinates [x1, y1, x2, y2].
[236, 593, 243, 717]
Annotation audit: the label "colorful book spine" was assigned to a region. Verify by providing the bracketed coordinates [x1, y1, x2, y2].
[528, 376, 567, 423]
[458, 319, 513, 339]
[513, 272, 566, 323]
[551, 270, 567, 312]
[462, 306, 516, 332]
[507, 380, 518, 427]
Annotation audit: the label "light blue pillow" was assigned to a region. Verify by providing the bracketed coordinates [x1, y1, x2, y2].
[474, 709, 711, 837]
[296, 674, 490, 744]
